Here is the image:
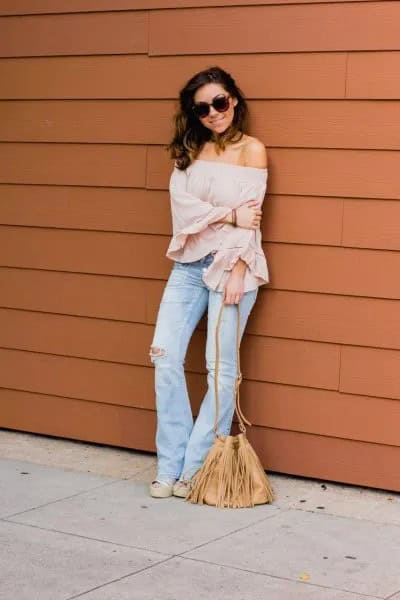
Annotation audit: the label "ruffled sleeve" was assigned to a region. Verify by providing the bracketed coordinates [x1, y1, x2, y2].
[166, 165, 233, 258]
[202, 174, 270, 292]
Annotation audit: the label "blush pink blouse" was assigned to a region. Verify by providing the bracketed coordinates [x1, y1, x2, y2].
[165, 159, 270, 292]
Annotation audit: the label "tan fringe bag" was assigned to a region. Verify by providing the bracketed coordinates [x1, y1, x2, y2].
[185, 300, 274, 509]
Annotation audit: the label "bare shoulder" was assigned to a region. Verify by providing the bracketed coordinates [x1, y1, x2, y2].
[243, 136, 268, 169]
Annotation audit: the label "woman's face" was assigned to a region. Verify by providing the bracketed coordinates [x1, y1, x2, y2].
[192, 83, 238, 135]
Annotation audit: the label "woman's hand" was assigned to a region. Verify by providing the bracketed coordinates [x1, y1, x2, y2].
[223, 260, 246, 304]
[236, 200, 262, 230]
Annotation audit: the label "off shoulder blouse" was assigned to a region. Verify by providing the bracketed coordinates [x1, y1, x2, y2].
[165, 159, 270, 293]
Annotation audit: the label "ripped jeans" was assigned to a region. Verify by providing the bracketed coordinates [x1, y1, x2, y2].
[148, 251, 258, 482]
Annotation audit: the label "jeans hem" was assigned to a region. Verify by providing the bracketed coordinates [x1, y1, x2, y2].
[181, 467, 201, 480]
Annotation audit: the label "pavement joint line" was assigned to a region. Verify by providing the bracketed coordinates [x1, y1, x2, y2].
[287, 505, 400, 529]
[174, 507, 282, 556]
[0, 454, 119, 480]
[385, 590, 400, 599]
[64, 555, 177, 600]
[0, 518, 173, 557]
[0, 476, 124, 520]
[124, 464, 158, 481]
[0, 507, 281, 558]
[178, 555, 384, 599]
[0, 453, 157, 484]
[1, 506, 287, 567]
[0, 452, 157, 476]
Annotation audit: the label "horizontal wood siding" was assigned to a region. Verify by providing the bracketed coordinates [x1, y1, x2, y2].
[1, 1, 399, 491]
[0, 0, 388, 15]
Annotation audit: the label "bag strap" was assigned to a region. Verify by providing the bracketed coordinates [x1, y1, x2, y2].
[213, 300, 252, 436]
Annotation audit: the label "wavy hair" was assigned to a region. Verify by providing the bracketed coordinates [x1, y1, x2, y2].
[165, 65, 249, 171]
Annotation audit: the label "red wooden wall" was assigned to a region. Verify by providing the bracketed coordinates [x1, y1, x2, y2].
[1, 0, 399, 491]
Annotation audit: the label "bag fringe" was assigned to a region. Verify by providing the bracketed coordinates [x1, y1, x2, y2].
[216, 438, 235, 508]
[186, 434, 275, 508]
[238, 436, 275, 505]
[185, 439, 225, 506]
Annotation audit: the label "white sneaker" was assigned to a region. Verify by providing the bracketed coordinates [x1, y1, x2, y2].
[149, 478, 177, 498]
[172, 479, 192, 498]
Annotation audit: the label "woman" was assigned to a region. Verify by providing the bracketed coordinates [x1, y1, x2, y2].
[148, 65, 269, 499]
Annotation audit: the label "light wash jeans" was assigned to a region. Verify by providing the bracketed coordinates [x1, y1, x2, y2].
[149, 251, 258, 482]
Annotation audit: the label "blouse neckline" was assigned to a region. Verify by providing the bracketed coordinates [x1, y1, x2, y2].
[190, 159, 268, 173]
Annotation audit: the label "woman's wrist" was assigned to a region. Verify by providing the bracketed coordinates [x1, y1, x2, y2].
[231, 257, 247, 275]
[219, 209, 239, 226]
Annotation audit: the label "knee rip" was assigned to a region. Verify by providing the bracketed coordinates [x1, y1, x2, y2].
[149, 346, 166, 360]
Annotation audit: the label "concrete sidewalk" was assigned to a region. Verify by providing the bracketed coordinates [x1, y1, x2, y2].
[0, 429, 399, 600]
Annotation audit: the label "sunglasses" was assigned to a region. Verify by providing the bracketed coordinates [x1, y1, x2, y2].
[192, 94, 231, 119]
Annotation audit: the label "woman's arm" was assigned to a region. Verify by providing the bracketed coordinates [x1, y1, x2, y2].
[217, 203, 262, 229]
[222, 141, 268, 303]
[166, 166, 233, 255]
[217, 142, 267, 229]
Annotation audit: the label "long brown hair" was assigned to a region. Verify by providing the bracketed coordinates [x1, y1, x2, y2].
[165, 66, 249, 171]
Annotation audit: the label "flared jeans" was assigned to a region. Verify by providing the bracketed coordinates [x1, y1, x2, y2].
[149, 251, 258, 481]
